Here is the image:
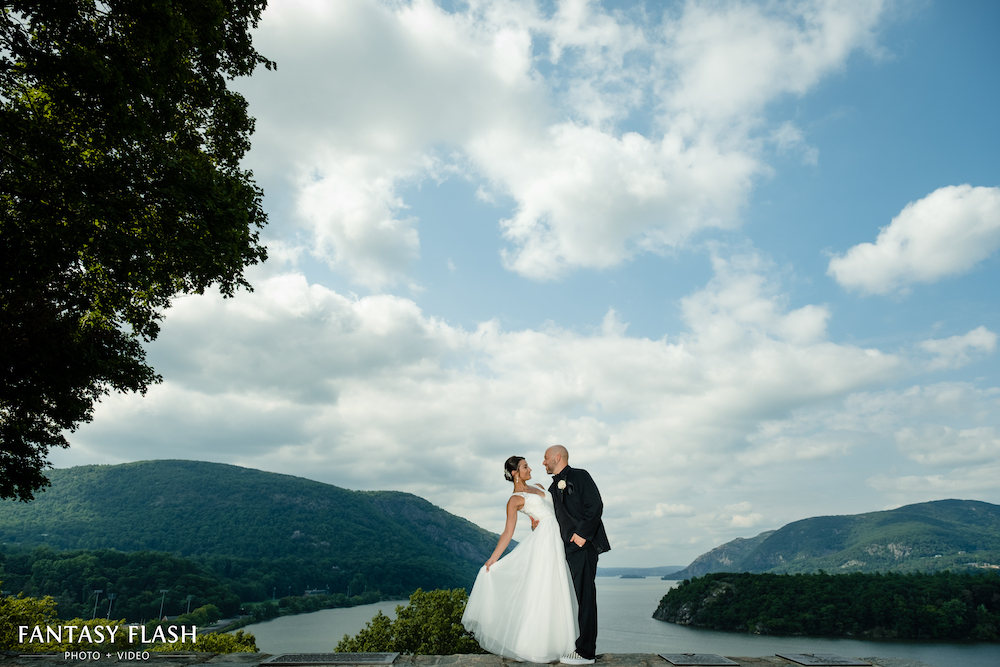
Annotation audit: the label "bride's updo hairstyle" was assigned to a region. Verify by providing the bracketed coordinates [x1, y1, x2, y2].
[504, 456, 525, 483]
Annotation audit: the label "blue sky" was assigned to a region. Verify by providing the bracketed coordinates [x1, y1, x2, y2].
[54, 0, 1000, 567]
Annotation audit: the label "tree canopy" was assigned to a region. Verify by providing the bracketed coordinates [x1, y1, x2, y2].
[336, 589, 487, 655]
[0, 0, 273, 500]
[654, 571, 1000, 641]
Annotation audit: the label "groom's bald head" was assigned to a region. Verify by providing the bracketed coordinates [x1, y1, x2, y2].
[543, 445, 568, 475]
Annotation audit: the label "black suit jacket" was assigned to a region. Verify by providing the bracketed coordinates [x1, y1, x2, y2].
[549, 465, 610, 554]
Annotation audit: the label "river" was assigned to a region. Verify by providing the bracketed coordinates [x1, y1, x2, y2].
[243, 578, 997, 667]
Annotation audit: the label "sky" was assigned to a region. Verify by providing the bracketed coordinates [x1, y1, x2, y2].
[51, 0, 1000, 567]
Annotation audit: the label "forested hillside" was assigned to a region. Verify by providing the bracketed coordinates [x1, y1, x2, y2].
[0, 546, 382, 623]
[0, 460, 500, 597]
[0, 547, 241, 621]
[653, 571, 1000, 640]
[669, 499, 1000, 578]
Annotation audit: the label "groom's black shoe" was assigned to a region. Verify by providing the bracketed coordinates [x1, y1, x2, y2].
[560, 651, 595, 665]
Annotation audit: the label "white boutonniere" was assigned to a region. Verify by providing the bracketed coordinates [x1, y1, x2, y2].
[558, 480, 567, 490]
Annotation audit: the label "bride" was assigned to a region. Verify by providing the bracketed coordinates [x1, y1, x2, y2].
[462, 456, 579, 663]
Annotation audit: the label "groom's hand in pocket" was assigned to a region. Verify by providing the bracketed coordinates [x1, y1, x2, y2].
[570, 533, 587, 548]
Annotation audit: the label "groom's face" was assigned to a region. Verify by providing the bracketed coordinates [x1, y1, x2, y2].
[543, 449, 556, 474]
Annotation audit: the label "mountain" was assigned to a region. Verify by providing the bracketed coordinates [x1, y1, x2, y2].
[0, 460, 500, 595]
[668, 531, 776, 579]
[671, 499, 1000, 578]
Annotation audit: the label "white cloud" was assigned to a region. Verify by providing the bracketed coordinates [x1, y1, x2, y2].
[486, 0, 887, 278]
[236, 0, 888, 285]
[655, 503, 696, 517]
[241, 0, 545, 159]
[482, 122, 757, 279]
[733, 381, 1000, 509]
[296, 154, 423, 289]
[632, 503, 696, 519]
[895, 425, 1000, 466]
[62, 248, 926, 563]
[739, 429, 865, 466]
[867, 464, 1000, 497]
[828, 185, 1000, 295]
[237, 0, 546, 286]
[681, 252, 835, 347]
[660, 0, 883, 123]
[919, 326, 997, 371]
[730, 512, 766, 528]
[772, 121, 819, 165]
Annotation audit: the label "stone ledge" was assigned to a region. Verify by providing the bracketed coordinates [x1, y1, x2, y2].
[0, 653, 937, 667]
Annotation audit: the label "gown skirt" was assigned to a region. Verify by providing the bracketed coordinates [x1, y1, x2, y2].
[462, 489, 579, 663]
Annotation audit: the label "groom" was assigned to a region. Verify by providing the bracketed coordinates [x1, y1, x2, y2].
[544, 445, 610, 665]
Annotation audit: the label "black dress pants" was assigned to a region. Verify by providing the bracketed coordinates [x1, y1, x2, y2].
[566, 545, 599, 659]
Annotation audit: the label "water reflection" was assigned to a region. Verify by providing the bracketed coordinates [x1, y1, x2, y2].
[246, 599, 400, 654]
[599, 578, 995, 667]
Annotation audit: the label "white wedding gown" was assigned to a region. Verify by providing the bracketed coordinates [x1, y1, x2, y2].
[462, 487, 579, 663]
